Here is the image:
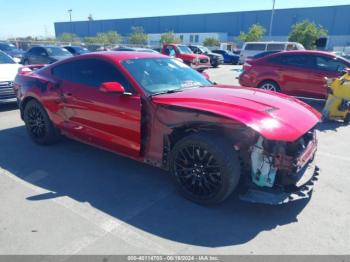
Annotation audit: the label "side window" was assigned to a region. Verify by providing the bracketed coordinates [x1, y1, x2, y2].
[316, 56, 347, 72]
[72, 59, 132, 92]
[192, 47, 200, 54]
[30, 47, 40, 55]
[267, 44, 286, 51]
[165, 46, 176, 56]
[245, 44, 266, 51]
[287, 44, 297, 50]
[269, 54, 313, 68]
[52, 62, 73, 81]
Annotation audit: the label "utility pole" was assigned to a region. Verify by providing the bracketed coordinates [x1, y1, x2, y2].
[68, 9, 73, 34]
[269, 0, 276, 39]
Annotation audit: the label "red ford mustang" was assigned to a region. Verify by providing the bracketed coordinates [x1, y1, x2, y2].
[239, 50, 350, 99]
[14, 52, 321, 205]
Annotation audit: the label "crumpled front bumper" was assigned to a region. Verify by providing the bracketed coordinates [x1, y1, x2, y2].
[239, 164, 320, 205]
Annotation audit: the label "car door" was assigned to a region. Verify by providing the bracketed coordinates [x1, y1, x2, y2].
[269, 54, 316, 97]
[52, 58, 142, 157]
[308, 55, 349, 98]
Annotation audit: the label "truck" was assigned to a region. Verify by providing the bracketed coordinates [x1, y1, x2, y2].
[161, 44, 210, 72]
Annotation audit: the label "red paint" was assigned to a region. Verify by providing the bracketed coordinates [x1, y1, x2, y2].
[15, 52, 320, 168]
[239, 50, 350, 99]
[161, 44, 210, 71]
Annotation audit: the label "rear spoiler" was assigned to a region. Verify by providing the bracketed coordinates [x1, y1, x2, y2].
[18, 64, 47, 75]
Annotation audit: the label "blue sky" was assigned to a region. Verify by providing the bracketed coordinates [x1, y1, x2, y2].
[0, 0, 349, 39]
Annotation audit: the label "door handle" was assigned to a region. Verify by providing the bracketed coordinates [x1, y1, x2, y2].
[64, 92, 73, 97]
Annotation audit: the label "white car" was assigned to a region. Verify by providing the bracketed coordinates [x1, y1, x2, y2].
[0, 51, 21, 104]
[239, 41, 305, 64]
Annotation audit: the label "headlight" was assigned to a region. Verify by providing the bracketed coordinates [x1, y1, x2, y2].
[192, 58, 200, 63]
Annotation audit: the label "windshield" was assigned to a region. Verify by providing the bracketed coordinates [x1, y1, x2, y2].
[122, 58, 212, 95]
[46, 47, 72, 57]
[199, 46, 210, 53]
[0, 43, 17, 51]
[0, 52, 15, 64]
[177, 45, 193, 54]
[75, 46, 89, 53]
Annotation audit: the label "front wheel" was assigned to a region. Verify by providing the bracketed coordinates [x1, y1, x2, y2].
[23, 100, 60, 145]
[170, 133, 241, 205]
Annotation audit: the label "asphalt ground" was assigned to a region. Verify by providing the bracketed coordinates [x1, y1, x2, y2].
[0, 65, 349, 255]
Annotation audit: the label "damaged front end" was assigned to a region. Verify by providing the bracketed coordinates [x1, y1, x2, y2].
[240, 129, 319, 205]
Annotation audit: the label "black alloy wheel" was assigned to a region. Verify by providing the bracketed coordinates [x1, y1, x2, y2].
[170, 133, 241, 205]
[24, 100, 60, 145]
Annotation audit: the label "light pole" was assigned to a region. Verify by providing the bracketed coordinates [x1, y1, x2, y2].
[269, 0, 276, 39]
[68, 9, 73, 34]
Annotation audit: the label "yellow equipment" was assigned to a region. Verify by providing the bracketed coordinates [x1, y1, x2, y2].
[323, 70, 350, 124]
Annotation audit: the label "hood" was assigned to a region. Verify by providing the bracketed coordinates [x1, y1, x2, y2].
[0, 64, 21, 81]
[180, 53, 209, 60]
[152, 86, 320, 142]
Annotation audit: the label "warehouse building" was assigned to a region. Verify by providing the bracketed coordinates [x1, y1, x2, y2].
[54, 5, 350, 49]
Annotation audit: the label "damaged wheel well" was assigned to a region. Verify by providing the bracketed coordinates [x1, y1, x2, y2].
[162, 123, 255, 169]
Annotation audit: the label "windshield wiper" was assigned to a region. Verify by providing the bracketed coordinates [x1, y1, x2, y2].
[150, 89, 185, 96]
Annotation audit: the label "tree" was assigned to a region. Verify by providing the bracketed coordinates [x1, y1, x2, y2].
[129, 26, 148, 45]
[104, 31, 122, 45]
[203, 37, 220, 47]
[59, 33, 80, 44]
[160, 31, 181, 44]
[84, 31, 122, 45]
[288, 20, 327, 50]
[238, 24, 266, 42]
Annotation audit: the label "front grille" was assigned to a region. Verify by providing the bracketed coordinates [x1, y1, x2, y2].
[200, 58, 209, 63]
[0, 81, 16, 100]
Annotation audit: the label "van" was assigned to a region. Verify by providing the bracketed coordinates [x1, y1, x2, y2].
[239, 42, 305, 64]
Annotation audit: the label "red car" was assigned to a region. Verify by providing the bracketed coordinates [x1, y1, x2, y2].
[161, 44, 210, 72]
[14, 52, 320, 205]
[239, 50, 350, 99]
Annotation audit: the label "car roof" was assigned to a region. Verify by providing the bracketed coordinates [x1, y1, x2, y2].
[50, 51, 167, 65]
[261, 50, 336, 58]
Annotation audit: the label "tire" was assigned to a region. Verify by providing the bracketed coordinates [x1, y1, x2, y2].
[170, 133, 241, 205]
[344, 113, 350, 125]
[23, 100, 60, 145]
[258, 80, 280, 92]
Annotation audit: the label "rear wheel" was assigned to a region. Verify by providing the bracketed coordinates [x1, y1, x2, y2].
[170, 133, 241, 205]
[23, 100, 60, 145]
[258, 80, 280, 92]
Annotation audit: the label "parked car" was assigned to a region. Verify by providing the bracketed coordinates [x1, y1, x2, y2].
[188, 45, 223, 67]
[0, 42, 25, 60]
[239, 50, 350, 99]
[14, 52, 320, 205]
[239, 42, 305, 64]
[22, 46, 73, 65]
[64, 46, 89, 56]
[212, 49, 239, 64]
[161, 44, 210, 72]
[247, 51, 281, 61]
[0, 51, 21, 104]
[113, 47, 159, 53]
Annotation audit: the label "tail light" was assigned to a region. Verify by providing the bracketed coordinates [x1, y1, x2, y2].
[18, 67, 33, 75]
[243, 62, 252, 72]
[18, 65, 46, 75]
